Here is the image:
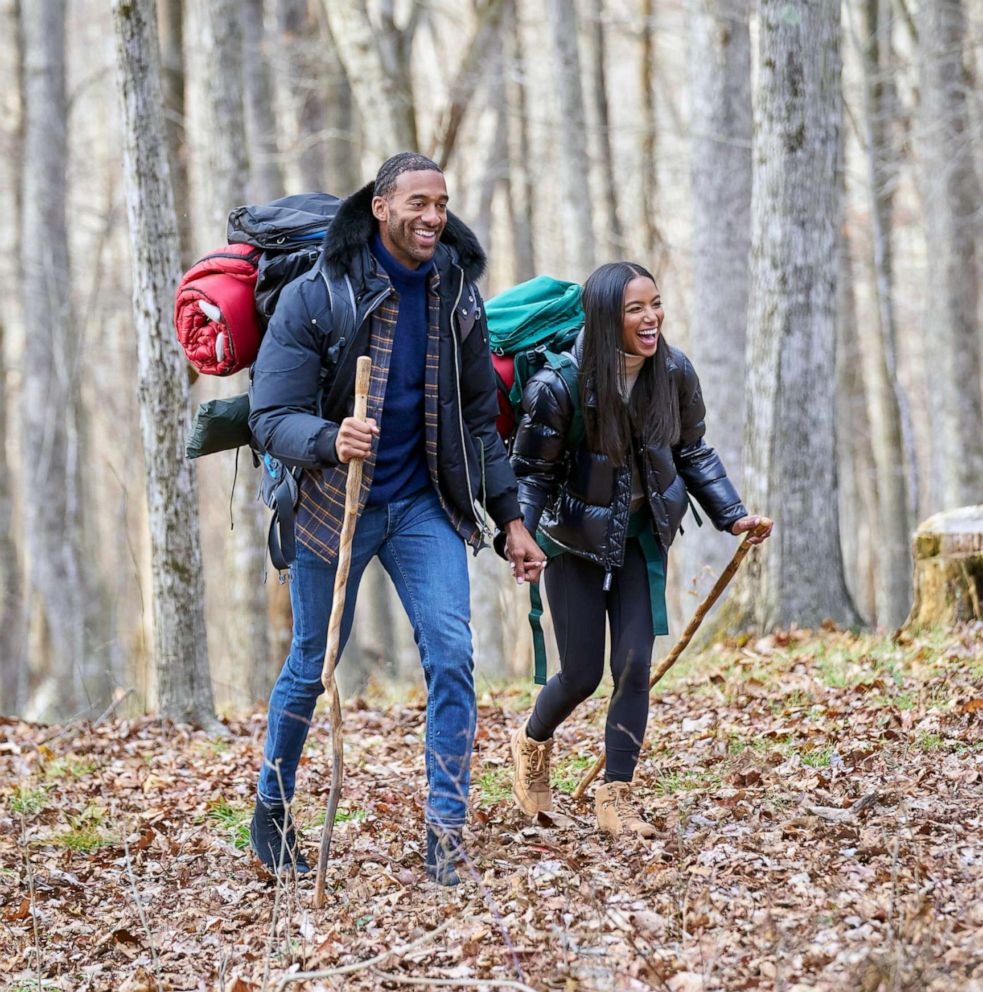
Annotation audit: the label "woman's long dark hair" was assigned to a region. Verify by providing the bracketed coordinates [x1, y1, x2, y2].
[580, 261, 680, 464]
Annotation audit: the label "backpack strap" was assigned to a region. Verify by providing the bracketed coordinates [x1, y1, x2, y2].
[261, 453, 300, 572]
[523, 352, 585, 685]
[543, 349, 585, 449]
[528, 582, 548, 686]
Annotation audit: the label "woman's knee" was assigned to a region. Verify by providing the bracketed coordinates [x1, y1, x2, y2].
[557, 664, 604, 703]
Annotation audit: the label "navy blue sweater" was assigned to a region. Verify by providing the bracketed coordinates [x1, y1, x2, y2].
[366, 234, 433, 505]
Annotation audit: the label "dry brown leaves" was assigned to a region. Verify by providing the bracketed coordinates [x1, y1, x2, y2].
[1, 623, 982, 991]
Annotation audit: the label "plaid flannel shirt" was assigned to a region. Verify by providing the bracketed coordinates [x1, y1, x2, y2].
[294, 266, 473, 563]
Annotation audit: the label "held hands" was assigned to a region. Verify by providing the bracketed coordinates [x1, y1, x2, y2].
[731, 514, 774, 545]
[504, 519, 546, 585]
[335, 417, 379, 464]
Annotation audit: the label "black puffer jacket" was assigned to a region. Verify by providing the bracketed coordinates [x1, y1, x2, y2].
[510, 335, 746, 570]
[249, 182, 520, 549]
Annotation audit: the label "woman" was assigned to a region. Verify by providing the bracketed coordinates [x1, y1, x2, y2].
[508, 261, 771, 837]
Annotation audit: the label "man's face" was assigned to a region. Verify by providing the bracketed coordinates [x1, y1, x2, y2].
[372, 170, 449, 269]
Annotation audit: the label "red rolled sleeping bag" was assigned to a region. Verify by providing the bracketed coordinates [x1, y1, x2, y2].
[173, 244, 262, 376]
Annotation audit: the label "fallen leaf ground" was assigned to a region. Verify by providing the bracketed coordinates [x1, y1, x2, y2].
[3, 624, 982, 992]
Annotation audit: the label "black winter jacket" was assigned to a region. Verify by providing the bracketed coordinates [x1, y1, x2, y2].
[248, 183, 520, 550]
[510, 335, 746, 570]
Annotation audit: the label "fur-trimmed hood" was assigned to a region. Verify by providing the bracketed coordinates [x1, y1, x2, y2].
[322, 181, 486, 282]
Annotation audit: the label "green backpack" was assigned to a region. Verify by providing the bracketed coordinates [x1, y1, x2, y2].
[486, 275, 585, 447]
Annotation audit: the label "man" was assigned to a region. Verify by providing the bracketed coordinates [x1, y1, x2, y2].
[247, 152, 545, 885]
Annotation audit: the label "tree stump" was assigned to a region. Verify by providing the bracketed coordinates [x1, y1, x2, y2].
[905, 506, 983, 629]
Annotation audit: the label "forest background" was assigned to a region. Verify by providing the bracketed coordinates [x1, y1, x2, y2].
[0, 0, 981, 725]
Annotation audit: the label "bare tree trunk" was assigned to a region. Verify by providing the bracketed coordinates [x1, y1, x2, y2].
[356, 561, 399, 681]
[0, 319, 24, 715]
[473, 30, 508, 263]
[322, 17, 360, 194]
[504, 0, 536, 281]
[273, 0, 327, 191]
[429, 0, 508, 170]
[322, 1, 417, 160]
[185, 0, 270, 707]
[916, 0, 983, 510]
[113, 0, 217, 728]
[680, 0, 751, 603]
[726, 0, 859, 631]
[837, 184, 877, 623]
[157, 0, 191, 259]
[639, 0, 662, 268]
[586, 3, 623, 259]
[470, 554, 507, 677]
[0, 0, 24, 715]
[21, 0, 103, 715]
[242, 0, 285, 204]
[547, 0, 595, 279]
[844, 0, 912, 627]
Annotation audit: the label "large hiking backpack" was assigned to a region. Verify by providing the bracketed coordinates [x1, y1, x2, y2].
[486, 275, 585, 443]
[174, 192, 340, 376]
[177, 194, 341, 571]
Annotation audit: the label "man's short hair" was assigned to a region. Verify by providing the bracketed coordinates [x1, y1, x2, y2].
[373, 152, 443, 200]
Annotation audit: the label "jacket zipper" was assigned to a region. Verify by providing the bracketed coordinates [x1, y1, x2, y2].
[450, 266, 483, 546]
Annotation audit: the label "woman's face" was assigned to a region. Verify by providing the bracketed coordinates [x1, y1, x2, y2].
[621, 276, 663, 358]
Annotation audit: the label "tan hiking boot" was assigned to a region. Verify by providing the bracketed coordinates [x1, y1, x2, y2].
[595, 781, 658, 838]
[510, 724, 554, 815]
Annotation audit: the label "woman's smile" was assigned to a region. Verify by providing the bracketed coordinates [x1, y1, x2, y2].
[621, 276, 664, 357]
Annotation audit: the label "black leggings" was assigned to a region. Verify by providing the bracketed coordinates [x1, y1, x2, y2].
[527, 540, 655, 782]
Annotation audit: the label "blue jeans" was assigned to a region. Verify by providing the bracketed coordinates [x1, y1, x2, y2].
[257, 486, 476, 831]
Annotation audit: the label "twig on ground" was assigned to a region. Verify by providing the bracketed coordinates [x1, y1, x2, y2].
[20, 813, 43, 989]
[263, 761, 296, 992]
[273, 917, 454, 990]
[369, 973, 540, 991]
[807, 790, 879, 824]
[120, 819, 163, 992]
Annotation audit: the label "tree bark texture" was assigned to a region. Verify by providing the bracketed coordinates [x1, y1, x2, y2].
[242, 0, 285, 204]
[680, 0, 751, 603]
[547, 0, 595, 279]
[0, 0, 24, 715]
[504, 0, 536, 282]
[916, 0, 983, 511]
[586, 5, 623, 259]
[472, 28, 508, 268]
[906, 506, 983, 628]
[0, 318, 24, 715]
[430, 0, 508, 170]
[272, 0, 327, 191]
[639, 0, 662, 269]
[21, 0, 100, 713]
[157, 0, 191, 260]
[185, 0, 270, 700]
[846, 0, 912, 627]
[113, 0, 216, 726]
[322, 1, 416, 161]
[322, 17, 360, 195]
[733, 0, 859, 630]
[836, 191, 877, 623]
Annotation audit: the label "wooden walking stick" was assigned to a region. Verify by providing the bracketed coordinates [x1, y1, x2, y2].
[313, 356, 371, 909]
[571, 517, 773, 801]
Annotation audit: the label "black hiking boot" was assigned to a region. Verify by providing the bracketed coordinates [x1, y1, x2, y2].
[425, 826, 465, 887]
[250, 798, 310, 875]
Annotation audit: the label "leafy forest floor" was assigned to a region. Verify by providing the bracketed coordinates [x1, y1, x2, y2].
[2, 624, 982, 992]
